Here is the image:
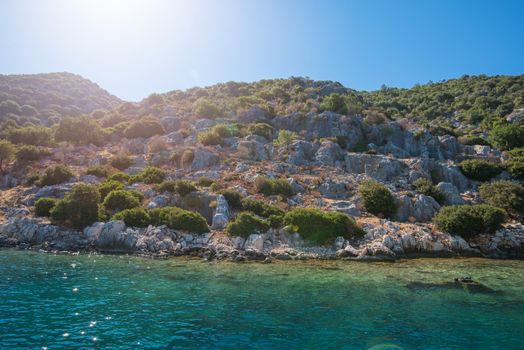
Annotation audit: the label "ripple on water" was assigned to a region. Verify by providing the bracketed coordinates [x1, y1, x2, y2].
[0, 250, 523, 349]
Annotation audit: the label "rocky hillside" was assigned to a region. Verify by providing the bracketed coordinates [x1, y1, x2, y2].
[0, 73, 523, 261]
[0, 72, 121, 125]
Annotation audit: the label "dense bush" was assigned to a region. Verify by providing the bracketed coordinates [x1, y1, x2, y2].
[7, 126, 54, 146]
[458, 135, 490, 146]
[240, 198, 284, 217]
[198, 130, 223, 146]
[50, 183, 101, 228]
[489, 123, 524, 150]
[196, 177, 215, 187]
[479, 181, 524, 217]
[193, 98, 224, 119]
[112, 208, 151, 227]
[86, 165, 113, 178]
[132, 166, 166, 184]
[273, 130, 297, 147]
[55, 117, 104, 145]
[97, 179, 123, 199]
[319, 93, 348, 114]
[107, 172, 131, 183]
[268, 214, 284, 228]
[102, 190, 141, 213]
[247, 123, 273, 140]
[0, 140, 16, 171]
[413, 178, 445, 204]
[37, 164, 74, 186]
[459, 159, 502, 181]
[225, 212, 270, 238]
[34, 197, 57, 217]
[283, 208, 364, 244]
[110, 155, 134, 170]
[254, 177, 293, 197]
[124, 117, 165, 139]
[219, 189, 244, 209]
[505, 159, 524, 180]
[358, 180, 396, 217]
[156, 180, 196, 196]
[148, 207, 208, 233]
[16, 145, 51, 162]
[433, 204, 507, 238]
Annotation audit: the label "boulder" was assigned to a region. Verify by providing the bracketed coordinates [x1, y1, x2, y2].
[122, 138, 147, 155]
[439, 135, 460, 159]
[239, 106, 270, 124]
[285, 140, 318, 165]
[315, 141, 343, 166]
[412, 195, 440, 222]
[190, 148, 220, 171]
[430, 162, 469, 192]
[436, 182, 465, 205]
[95, 220, 137, 251]
[317, 180, 348, 199]
[237, 139, 272, 161]
[211, 195, 230, 230]
[160, 116, 181, 132]
[345, 153, 407, 181]
[244, 234, 265, 251]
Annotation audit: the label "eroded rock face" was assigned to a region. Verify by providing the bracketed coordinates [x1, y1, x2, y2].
[315, 141, 343, 166]
[237, 138, 272, 161]
[95, 221, 137, 251]
[345, 153, 408, 182]
[211, 195, 229, 230]
[436, 182, 465, 205]
[190, 148, 220, 171]
[430, 162, 469, 192]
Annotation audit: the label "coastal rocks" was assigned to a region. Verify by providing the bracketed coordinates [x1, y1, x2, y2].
[95, 220, 138, 251]
[211, 195, 229, 230]
[394, 195, 440, 223]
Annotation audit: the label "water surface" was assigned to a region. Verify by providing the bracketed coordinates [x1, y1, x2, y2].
[1, 250, 523, 349]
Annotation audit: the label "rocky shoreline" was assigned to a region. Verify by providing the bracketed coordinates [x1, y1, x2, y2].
[2, 208, 523, 262]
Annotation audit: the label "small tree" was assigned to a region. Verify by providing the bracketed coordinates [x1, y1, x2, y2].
[358, 180, 396, 218]
[0, 140, 15, 172]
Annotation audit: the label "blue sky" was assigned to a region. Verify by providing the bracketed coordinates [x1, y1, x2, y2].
[1, 0, 523, 101]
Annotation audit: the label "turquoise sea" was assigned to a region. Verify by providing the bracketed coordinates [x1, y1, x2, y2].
[0, 249, 523, 350]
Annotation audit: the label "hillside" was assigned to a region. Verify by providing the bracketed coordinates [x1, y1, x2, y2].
[0, 72, 122, 125]
[0, 72, 523, 261]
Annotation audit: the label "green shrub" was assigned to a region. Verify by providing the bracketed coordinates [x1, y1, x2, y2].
[268, 214, 284, 228]
[50, 183, 101, 228]
[508, 148, 524, 158]
[196, 177, 215, 187]
[86, 165, 112, 178]
[358, 180, 396, 217]
[489, 123, 524, 150]
[319, 93, 348, 114]
[7, 126, 54, 146]
[479, 181, 524, 217]
[459, 159, 502, 181]
[458, 135, 490, 146]
[225, 212, 270, 238]
[37, 164, 74, 186]
[193, 98, 224, 119]
[124, 117, 165, 139]
[16, 145, 51, 161]
[434, 204, 507, 238]
[240, 198, 284, 218]
[156, 180, 196, 196]
[505, 159, 524, 180]
[219, 189, 244, 209]
[0, 139, 15, 172]
[112, 208, 151, 227]
[98, 180, 124, 200]
[110, 155, 134, 170]
[148, 207, 208, 233]
[198, 130, 223, 146]
[212, 124, 234, 138]
[254, 177, 293, 197]
[283, 208, 364, 244]
[34, 197, 57, 217]
[413, 178, 445, 204]
[273, 130, 297, 147]
[247, 123, 274, 140]
[102, 190, 140, 213]
[132, 166, 166, 184]
[107, 172, 131, 183]
[55, 117, 104, 145]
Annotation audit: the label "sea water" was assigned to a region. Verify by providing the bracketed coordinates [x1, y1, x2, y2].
[0, 249, 523, 349]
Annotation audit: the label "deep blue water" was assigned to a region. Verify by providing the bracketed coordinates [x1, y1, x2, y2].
[0, 250, 523, 349]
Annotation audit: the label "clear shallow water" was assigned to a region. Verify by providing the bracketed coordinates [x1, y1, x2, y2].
[0, 250, 523, 350]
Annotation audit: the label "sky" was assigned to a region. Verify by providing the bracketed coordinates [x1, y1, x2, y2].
[1, 0, 523, 101]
